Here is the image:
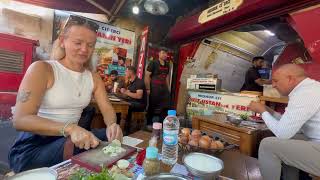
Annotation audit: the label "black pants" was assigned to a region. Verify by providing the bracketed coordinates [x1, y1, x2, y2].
[147, 84, 171, 125]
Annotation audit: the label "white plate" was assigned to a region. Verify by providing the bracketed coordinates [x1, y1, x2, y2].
[8, 167, 57, 180]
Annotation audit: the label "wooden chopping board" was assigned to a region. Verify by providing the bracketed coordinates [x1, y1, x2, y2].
[71, 141, 136, 172]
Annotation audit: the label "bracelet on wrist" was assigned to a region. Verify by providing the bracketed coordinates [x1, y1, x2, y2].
[108, 122, 116, 127]
[61, 121, 73, 137]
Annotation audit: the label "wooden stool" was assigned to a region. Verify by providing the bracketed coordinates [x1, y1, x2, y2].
[129, 111, 146, 133]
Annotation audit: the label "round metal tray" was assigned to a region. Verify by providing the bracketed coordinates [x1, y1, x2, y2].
[145, 173, 191, 180]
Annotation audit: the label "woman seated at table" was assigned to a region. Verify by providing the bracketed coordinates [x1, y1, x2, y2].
[8, 15, 123, 173]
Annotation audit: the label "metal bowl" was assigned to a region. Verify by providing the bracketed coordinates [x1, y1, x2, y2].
[226, 114, 242, 126]
[183, 152, 224, 179]
[145, 173, 191, 180]
[7, 167, 57, 180]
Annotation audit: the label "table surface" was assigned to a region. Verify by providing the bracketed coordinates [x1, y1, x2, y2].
[53, 131, 262, 180]
[259, 96, 288, 104]
[130, 131, 262, 180]
[90, 98, 131, 106]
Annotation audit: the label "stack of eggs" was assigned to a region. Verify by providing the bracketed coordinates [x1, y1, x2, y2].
[179, 128, 224, 150]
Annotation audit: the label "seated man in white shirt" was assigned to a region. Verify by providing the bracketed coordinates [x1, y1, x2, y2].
[249, 64, 320, 180]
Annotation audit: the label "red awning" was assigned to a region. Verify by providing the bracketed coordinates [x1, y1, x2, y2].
[14, 0, 125, 20]
[168, 0, 319, 43]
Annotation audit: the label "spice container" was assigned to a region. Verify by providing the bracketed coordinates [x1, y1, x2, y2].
[142, 147, 160, 176]
[152, 122, 162, 140]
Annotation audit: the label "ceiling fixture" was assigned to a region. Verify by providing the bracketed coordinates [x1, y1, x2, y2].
[132, 5, 140, 14]
[264, 30, 275, 36]
[144, 0, 169, 15]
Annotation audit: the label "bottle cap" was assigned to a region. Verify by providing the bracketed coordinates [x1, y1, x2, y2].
[168, 110, 176, 116]
[153, 122, 162, 129]
[146, 147, 158, 159]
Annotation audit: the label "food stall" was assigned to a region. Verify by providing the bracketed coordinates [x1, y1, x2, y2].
[172, 0, 320, 118]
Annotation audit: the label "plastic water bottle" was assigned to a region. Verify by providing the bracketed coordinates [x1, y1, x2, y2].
[162, 110, 179, 165]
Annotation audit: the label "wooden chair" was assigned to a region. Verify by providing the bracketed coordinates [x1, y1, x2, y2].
[129, 111, 147, 133]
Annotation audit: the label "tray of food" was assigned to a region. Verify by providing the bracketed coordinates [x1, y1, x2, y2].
[178, 128, 237, 155]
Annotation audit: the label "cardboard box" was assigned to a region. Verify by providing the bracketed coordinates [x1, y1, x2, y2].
[187, 77, 221, 91]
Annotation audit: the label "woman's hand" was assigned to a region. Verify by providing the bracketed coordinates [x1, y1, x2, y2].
[65, 124, 100, 150]
[107, 123, 123, 142]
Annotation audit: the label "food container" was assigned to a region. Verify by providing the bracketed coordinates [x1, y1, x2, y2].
[226, 114, 243, 126]
[145, 173, 191, 180]
[183, 152, 224, 179]
[263, 85, 282, 98]
[178, 129, 236, 155]
[7, 167, 57, 180]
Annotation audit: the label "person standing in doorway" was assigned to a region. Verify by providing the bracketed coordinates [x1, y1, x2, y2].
[241, 56, 270, 92]
[145, 50, 171, 125]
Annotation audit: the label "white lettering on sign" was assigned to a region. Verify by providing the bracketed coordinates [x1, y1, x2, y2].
[198, 0, 243, 24]
[137, 27, 149, 79]
[187, 91, 258, 115]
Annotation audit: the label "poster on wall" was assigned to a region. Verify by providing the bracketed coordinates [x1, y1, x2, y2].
[52, 11, 136, 83]
[52, 10, 69, 42]
[186, 91, 258, 119]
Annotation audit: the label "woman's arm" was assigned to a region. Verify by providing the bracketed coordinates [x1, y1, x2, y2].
[92, 73, 122, 141]
[92, 73, 117, 126]
[13, 61, 100, 149]
[13, 61, 65, 135]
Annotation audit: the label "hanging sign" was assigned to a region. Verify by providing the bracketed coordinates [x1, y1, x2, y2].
[137, 26, 149, 79]
[198, 0, 243, 24]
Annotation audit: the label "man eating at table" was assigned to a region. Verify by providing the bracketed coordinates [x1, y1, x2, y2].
[119, 66, 147, 132]
[249, 64, 320, 180]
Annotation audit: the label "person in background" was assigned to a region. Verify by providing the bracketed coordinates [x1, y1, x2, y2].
[105, 70, 119, 93]
[111, 46, 119, 65]
[144, 50, 171, 125]
[249, 64, 320, 180]
[241, 56, 270, 92]
[8, 15, 123, 173]
[119, 66, 147, 133]
[118, 57, 125, 67]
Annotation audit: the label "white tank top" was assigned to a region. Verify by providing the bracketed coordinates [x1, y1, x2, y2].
[37, 60, 94, 124]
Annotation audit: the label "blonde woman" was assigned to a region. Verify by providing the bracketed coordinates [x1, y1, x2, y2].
[9, 16, 122, 172]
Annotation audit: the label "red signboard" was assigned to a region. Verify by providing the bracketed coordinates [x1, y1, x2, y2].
[136, 26, 149, 79]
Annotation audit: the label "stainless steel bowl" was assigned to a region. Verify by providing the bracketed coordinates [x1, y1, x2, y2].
[226, 114, 242, 126]
[183, 152, 224, 179]
[145, 173, 191, 180]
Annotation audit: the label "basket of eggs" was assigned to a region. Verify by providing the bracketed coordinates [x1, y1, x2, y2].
[178, 128, 236, 155]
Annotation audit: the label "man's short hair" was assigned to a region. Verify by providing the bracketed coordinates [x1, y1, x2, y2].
[110, 70, 118, 76]
[252, 56, 264, 62]
[126, 66, 136, 74]
[159, 48, 167, 53]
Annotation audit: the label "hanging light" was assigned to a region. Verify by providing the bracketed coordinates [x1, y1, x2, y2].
[132, 5, 139, 14]
[264, 30, 275, 36]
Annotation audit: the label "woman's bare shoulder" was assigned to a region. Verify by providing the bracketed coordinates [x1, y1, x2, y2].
[27, 60, 52, 73]
[25, 60, 54, 86]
